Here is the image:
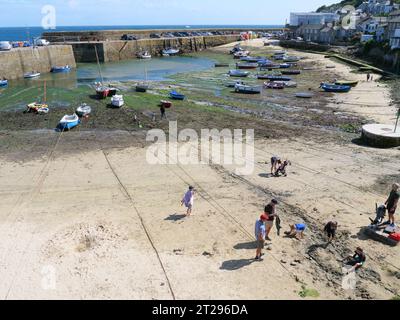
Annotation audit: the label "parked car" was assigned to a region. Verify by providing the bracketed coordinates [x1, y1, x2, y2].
[121, 34, 137, 41]
[35, 39, 50, 46]
[150, 33, 161, 39]
[0, 41, 12, 51]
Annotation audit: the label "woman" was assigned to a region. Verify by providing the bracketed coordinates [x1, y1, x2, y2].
[181, 186, 195, 216]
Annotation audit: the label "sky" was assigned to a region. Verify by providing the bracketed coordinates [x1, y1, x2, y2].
[0, 0, 339, 27]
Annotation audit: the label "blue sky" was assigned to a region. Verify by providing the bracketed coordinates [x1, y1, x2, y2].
[0, 0, 339, 27]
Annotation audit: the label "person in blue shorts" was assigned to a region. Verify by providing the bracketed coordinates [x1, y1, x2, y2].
[285, 223, 306, 240]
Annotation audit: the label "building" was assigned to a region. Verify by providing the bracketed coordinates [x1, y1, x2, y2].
[390, 28, 400, 49]
[290, 12, 340, 26]
[388, 9, 400, 38]
[296, 24, 324, 42]
[357, 0, 399, 15]
[319, 26, 336, 44]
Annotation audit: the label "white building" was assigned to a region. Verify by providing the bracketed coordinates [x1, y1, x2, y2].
[390, 28, 400, 49]
[290, 12, 340, 26]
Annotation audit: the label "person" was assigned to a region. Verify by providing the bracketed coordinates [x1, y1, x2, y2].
[369, 204, 386, 226]
[255, 214, 268, 260]
[344, 247, 366, 273]
[181, 186, 195, 216]
[160, 104, 166, 119]
[264, 199, 279, 241]
[270, 156, 282, 176]
[324, 221, 338, 243]
[385, 183, 400, 226]
[285, 223, 306, 240]
[274, 160, 291, 177]
[367, 73, 370, 82]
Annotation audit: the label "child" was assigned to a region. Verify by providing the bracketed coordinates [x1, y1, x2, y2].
[285, 223, 306, 240]
[275, 160, 291, 177]
[181, 186, 195, 216]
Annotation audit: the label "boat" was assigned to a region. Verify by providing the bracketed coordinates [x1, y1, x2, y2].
[162, 48, 180, 56]
[274, 81, 297, 88]
[257, 72, 282, 79]
[363, 225, 399, 247]
[279, 63, 291, 69]
[265, 75, 292, 81]
[295, 92, 314, 98]
[234, 83, 262, 94]
[111, 95, 124, 108]
[240, 56, 266, 63]
[335, 80, 359, 87]
[264, 82, 284, 89]
[136, 84, 149, 92]
[169, 91, 185, 100]
[137, 51, 151, 59]
[226, 80, 244, 88]
[233, 51, 250, 59]
[236, 62, 259, 69]
[51, 65, 71, 73]
[228, 70, 250, 77]
[326, 65, 336, 69]
[283, 56, 300, 62]
[24, 72, 41, 79]
[58, 114, 80, 131]
[281, 70, 301, 75]
[96, 85, 118, 99]
[230, 46, 243, 54]
[260, 64, 281, 70]
[215, 63, 229, 67]
[0, 79, 8, 87]
[37, 107, 49, 114]
[320, 83, 351, 93]
[160, 100, 172, 108]
[26, 103, 48, 113]
[76, 103, 92, 117]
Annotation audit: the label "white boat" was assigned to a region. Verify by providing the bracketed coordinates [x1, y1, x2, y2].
[228, 70, 250, 77]
[111, 95, 124, 108]
[24, 72, 41, 79]
[58, 113, 80, 130]
[37, 107, 49, 114]
[137, 51, 151, 59]
[274, 81, 298, 88]
[295, 92, 314, 98]
[76, 103, 92, 117]
[234, 83, 262, 94]
[0, 41, 12, 51]
[162, 48, 180, 56]
[233, 51, 250, 59]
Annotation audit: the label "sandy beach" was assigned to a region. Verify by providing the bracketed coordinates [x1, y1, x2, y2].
[0, 39, 399, 300]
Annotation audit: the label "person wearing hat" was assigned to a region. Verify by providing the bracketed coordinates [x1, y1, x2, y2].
[181, 186, 195, 216]
[385, 183, 400, 227]
[264, 199, 279, 241]
[255, 214, 268, 260]
[344, 247, 366, 273]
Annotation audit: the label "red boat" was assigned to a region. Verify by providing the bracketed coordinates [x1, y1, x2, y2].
[160, 100, 172, 108]
[264, 82, 284, 89]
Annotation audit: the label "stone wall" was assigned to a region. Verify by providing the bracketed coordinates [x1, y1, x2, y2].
[0, 45, 76, 80]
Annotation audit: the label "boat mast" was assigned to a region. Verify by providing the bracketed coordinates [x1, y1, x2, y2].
[94, 45, 104, 84]
[43, 80, 47, 103]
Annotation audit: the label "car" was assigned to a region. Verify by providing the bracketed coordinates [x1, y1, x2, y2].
[121, 34, 137, 41]
[0, 41, 12, 51]
[35, 39, 50, 46]
[150, 33, 161, 38]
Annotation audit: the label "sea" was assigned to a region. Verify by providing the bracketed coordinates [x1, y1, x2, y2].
[0, 25, 284, 42]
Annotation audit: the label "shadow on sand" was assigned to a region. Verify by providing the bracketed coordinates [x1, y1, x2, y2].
[234, 241, 257, 250]
[164, 213, 187, 222]
[220, 259, 257, 271]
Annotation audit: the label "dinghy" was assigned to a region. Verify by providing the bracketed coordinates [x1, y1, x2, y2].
[264, 82, 284, 89]
[162, 48, 180, 56]
[26, 102, 48, 113]
[257, 72, 282, 79]
[234, 83, 262, 94]
[169, 91, 185, 100]
[265, 75, 292, 81]
[295, 92, 314, 98]
[279, 63, 291, 69]
[273, 81, 297, 88]
[240, 56, 266, 63]
[111, 95, 124, 108]
[236, 62, 259, 69]
[229, 70, 250, 77]
[137, 51, 151, 59]
[233, 51, 250, 59]
[282, 70, 301, 75]
[0, 79, 8, 87]
[320, 83, 351, 93]
[136, 84, 149, 92]
[96, 85, 118, 99]
[76, 103, 92, 117]
[24, 72, 41, 79]
[58, 114, 80, 130]
[51, 65, 71, 73]
[226, 80, 244, 88]
[335, 80, 359, 87]
[37, 107, 49, 115]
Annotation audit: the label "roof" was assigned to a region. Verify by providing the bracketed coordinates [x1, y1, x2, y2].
[389, 9, 400, 17]
[297, 24, 324, 31]
[389, 17, 400, 23]
[321, 26, 333, 32]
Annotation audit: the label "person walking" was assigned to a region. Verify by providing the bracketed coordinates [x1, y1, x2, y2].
[181, 186, 195, 216]
[367, 73, 371, 82]
[385, 183, 400, 226]
[264, 199, 279, 241]
[160, 104, 166, 120]
[324, 221, 338, 243]
[255, 214, 268, 260]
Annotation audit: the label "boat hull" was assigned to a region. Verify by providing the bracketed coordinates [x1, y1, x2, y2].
[51, 66, 71, 73]
[321, 84, 351, 93]
[0, 80, 8, 87]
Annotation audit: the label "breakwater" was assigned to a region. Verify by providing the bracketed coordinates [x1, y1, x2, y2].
[0, 45, 76, 80]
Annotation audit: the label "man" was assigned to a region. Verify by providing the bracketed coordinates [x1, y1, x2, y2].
[255, 214, 268, 260]
[160, 104, 166, 119]
[324, 221, 338, 243]
[270, 156, 282, 176]
[264, 199, 279, 241]
[181, 186, 195, 216]
[285, 223, 306, 240]
[344, 247, 366, 273]
[385, 183, 399, 226]
[367, 73, 370, 82]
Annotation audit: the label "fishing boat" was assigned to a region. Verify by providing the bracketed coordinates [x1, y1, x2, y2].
[24, 72, 41, 79]
[234, 83, 262, 94]
[76, 103, 92, 117]
[265, 75, 292, 81]
[169, 91, 185, 100]
[320, 83, 351, 93]
[335, 80, 359, 87]
[162, 48, 180, 56]
[236, 62, 259, 69]
[295, 92, 313, 98]
[111, 95, 124, 108]
[0, 79, 8, 87]
[58, 114, 80, 130]
[264, 82, 284, 89]
[215, 63, 229, 67]
[160, 100, 172, 108]
[228, 70, 250, 77]
[51, 65, 71, 73]
[137, 51, 151, 59]
[281, 70, 301, 75]
[26, 103, 49, 114]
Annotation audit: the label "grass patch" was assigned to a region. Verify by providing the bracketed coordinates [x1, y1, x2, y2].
[391, 295, 400, 300]
[299, 285, 320, 299]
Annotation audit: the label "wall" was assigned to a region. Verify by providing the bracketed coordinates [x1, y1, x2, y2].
[0, 45, 76, 80]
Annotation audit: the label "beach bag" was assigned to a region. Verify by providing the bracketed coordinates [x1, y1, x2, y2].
[389, 233, 400, 242]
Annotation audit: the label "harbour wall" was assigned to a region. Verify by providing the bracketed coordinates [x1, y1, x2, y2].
[0, 45, 76, 80]
[71, 35, 240, 62]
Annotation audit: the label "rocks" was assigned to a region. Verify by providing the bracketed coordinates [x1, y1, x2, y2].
[202, 251, 213, 257]
[280, 260, 287, 264]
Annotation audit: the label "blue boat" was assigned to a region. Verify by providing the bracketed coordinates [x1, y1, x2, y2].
[266, 75, 292, 81]
[169, 91, 185, 100]
[0, 79, 8, 87]
[279, 63, 291, 69]
[58, 114, 80, 131]
[320, 83, 351, 93]
[51, 65, 71, 73]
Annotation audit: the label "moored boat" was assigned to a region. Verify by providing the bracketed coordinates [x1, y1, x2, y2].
[295, 92, 314, 98]
[136, 84, 149, 92]
[169, 91, 185, 100]
[236, 62, 259, 69]
[215, 63, 229, 67]
[76, 103, 92, 117]
[51, 65, 71, 73]
[234, 83, 262, 94]
[162, 48, 180, 56]
[233, 51, 250, 59]
[0, 79, 8, 87]
[257, 72, 282, 79]
[320, 83, 351, 93]
[24, 72, 41, 79]
[264, 82, 284, 89]
[335, 80, 359, 87]
[228, 70, 250, 77]
[279, 63, 291, 69]
[111, 95, 124, 108]
[137, 51, 151, 59]
[58, 113, 80, 130]
[226, 80, 244, 88]
[96, 84, 118, 99]
[281, 70, 301, 75]
[26, 102, 49, 114]
[265, 75, 292, 81]
[274, 81, 297, 88]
